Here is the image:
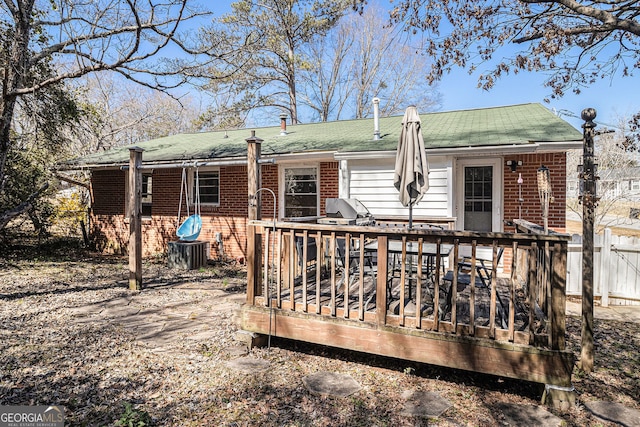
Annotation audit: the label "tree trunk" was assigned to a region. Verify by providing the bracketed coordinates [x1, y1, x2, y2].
[0, 1, 35, 226]
[287, 42, 298, 125]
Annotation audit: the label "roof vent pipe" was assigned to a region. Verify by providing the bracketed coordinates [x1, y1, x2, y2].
[279, 113, 288, 136]
[373, 97, 380, 140]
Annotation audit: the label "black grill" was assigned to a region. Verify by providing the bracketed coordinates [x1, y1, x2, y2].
[317, 198, 375, 226]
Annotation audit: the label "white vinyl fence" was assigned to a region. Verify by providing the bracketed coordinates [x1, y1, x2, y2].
[567, 228, 640, 306]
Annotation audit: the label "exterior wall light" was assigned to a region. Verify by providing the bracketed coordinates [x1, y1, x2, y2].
[506, 159, 523, 172]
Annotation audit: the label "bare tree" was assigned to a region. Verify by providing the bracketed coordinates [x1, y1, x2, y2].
[195, 0, 351, 126]
[297, 20, 355, 121]
[364, 0, 640, 102]
[0, 0, 206, 231]
[567, 116, 640, 229]
[71, 73, 202, 154]
[299, 4, 440, 121]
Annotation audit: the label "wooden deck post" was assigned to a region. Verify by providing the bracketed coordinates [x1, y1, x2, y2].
[376, 235, 388, 326]
[128, 147, 143, 291]
[246, 131, 263, 305]
[551, 242, 567, 350]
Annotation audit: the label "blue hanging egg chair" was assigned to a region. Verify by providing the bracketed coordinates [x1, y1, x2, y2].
[176, 166, 202, 241]
[177, 214, 202, 241]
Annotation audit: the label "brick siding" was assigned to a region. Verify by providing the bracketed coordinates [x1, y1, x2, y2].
[502, 153, 566, 232]
[501, 152, 567, 270]
[89, 154, 563, 265]
[90, 162, 339, 260]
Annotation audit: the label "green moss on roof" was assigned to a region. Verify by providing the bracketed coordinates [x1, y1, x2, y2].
[68, 103, 582, 167]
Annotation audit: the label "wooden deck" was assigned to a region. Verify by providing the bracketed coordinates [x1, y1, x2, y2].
[240, 220, 574, 392]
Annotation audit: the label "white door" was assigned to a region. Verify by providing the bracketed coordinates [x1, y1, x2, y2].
[456, 158, 502, 232]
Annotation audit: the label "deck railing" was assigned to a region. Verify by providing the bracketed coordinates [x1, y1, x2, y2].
[246, 220, 570, 351]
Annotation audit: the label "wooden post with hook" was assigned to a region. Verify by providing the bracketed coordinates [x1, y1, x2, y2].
[246, 131, 263, 305]
[128, 147, 144, 291]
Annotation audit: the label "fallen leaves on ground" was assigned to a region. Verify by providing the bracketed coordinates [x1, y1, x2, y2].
[0, 237, 637, 426]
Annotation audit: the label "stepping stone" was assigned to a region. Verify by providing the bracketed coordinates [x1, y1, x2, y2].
[135, 325, 171, 348]
[227, 356, 270, 373]
[184, 330, 219, 342]
[69, 296, 133, 318]
[100, 304, 141, 319]
[497, 403, 563, 426]
[389, 299, 427, 316]
[302, 372, 361, 398]
[400, 390, 452, 418]
[222, 345, 249, 358]
[584, 401, 640, 427]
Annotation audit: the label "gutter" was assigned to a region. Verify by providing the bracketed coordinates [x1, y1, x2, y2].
[61, 150, 337, 172]
[58, 157, 276, 172]
[334, 140, 583, 160]
[120, 158, 276, 171]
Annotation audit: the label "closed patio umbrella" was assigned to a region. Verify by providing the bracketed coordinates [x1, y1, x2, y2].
[394, 105, 429, 229]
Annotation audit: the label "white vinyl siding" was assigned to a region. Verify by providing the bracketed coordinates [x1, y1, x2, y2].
[347, 156, 451, 217]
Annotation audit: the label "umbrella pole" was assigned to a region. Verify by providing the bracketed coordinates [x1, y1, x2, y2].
[409, 203, 413, 229]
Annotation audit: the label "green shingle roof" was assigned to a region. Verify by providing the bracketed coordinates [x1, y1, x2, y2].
[67, 103, 582, 167]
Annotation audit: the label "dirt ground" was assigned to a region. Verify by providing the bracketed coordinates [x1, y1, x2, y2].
[0, 236, 638, 426]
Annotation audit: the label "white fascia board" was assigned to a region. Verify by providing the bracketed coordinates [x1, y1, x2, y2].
[530, 140, 584, 152]
[334, 140, 582, 160]
[267, 151, 336, 163]
[334, 150, 396, 160]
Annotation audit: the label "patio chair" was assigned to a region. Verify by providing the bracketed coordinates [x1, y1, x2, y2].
[452, 247, 504, 289]
[442, 247, 508, 328]
[387, 224, 446, 302]
[295, 236, 318, 274]
[334, 237, 377, 310]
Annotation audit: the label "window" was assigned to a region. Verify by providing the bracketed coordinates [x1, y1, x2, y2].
[632, 180, 640, 192]
[283, 166, 318, 218]
[192, 169, 220, 206]
[125, 173, 152, 218]
[141, 174, 152, 217]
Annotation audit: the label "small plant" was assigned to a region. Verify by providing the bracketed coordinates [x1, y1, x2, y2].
[51, 191, 86, 236]
[115, 402, 152, 427]
[199, 343, 214, 357]
[403, 366, 415, 375]
[351, 396, 367, 409]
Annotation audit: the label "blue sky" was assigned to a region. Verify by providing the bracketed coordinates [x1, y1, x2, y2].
[438, 62, 639, 131]
[205, 1, 640, 131]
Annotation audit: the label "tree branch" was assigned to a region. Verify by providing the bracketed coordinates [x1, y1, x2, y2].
[0, 182, 49, 231]
[517, 0, 640, 36]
